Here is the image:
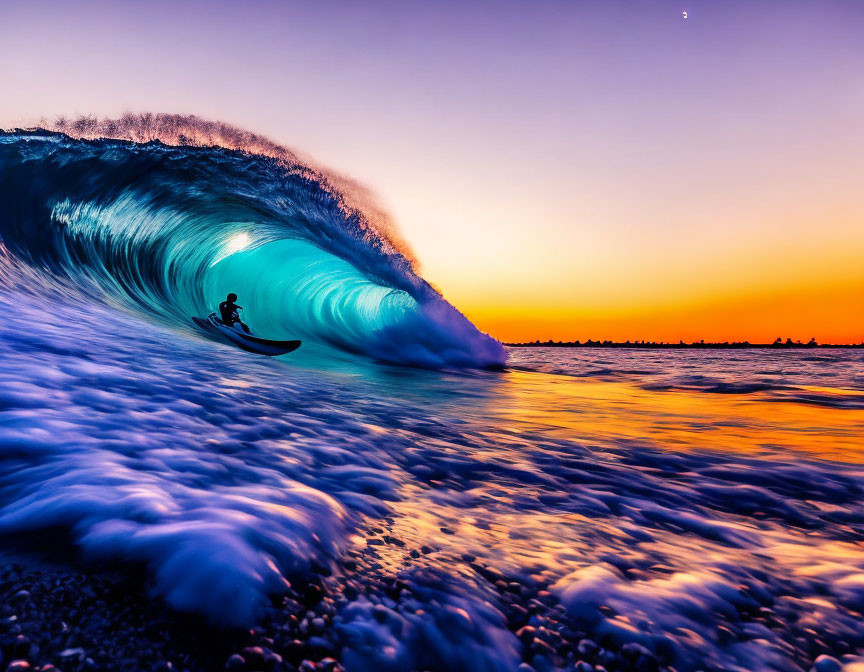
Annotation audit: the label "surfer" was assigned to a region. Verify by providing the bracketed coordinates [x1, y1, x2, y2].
[218, 293, 250, 333]
[193, 300, 301, 356]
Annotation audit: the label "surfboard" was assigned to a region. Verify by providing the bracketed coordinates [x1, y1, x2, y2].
[193, 314, 301, 356]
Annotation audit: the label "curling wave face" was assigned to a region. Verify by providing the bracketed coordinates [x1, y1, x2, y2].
[0, 128, 505, 369]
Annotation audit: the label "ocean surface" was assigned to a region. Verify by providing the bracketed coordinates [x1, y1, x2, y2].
[1, 122, 864, 672]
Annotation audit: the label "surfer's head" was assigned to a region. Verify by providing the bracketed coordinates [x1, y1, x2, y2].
[227, 293, 238, 302]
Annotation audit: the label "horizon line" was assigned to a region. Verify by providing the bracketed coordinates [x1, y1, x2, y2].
[505, 338, 864, 348]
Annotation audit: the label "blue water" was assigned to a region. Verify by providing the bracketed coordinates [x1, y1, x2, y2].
[2, 121, 864, 672]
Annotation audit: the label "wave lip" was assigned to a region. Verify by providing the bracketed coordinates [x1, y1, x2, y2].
[0, 116, 506, 369]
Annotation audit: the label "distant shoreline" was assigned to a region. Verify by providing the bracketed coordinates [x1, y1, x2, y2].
[506, 340, 864, 349]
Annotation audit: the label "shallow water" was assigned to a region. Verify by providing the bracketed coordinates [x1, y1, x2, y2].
[1, 289, 863, 671]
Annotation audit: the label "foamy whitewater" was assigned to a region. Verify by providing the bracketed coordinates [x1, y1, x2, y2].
[1, 121, 864, 672]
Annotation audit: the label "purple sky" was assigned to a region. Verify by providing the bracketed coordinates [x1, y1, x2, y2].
[2, 0, 863, 340]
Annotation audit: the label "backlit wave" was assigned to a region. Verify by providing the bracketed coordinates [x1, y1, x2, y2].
[0, 117, 505, 368]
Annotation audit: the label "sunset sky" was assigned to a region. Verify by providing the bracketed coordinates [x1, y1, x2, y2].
[2, 0, 862, 343]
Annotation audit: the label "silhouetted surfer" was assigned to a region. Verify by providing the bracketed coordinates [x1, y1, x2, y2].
[219, 293, 250, 333]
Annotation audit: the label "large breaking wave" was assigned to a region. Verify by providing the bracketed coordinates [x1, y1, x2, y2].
[0, 115, 505, 369]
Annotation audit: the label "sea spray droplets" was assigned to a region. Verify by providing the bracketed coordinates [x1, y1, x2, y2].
[48, 112, 414, 261]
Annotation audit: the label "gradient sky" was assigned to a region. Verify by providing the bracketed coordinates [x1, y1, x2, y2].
[2, 0, 863, 342]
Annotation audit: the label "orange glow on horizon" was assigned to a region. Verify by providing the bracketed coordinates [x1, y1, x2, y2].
[408, 189, 864, 348]
[461, 279, 864, 345]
